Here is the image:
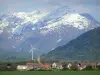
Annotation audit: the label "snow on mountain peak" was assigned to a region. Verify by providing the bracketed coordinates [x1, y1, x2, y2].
[40, 13, 90, 35]
[62, 14, 90, 29]
[39, 6, 91, 35]
[57, 38, 62, 43]
[0, 10, 49, 34]
[30, 10, 41, 14]
[13, 11, 47, 24]
[44, 6, 75, 20]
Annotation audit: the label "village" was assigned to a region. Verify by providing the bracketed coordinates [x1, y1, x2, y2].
[0, 56, 100, 71]
[16, 57, 100, 71]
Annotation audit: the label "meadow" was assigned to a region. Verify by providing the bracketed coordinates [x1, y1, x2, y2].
[0, 71, 100, 75]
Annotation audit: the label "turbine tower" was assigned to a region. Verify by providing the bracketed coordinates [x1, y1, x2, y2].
[29, 44, 37, 60]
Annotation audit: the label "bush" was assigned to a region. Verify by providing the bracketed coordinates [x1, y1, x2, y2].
[62, 63, 68, 71]
[70, 65, 78, 71]
[0, 65, 17, 71]
[96, 65, 100, 70]
[84, 65, 94, 70]
[8, 66, 17, 71]
[0, 65, 8, 71]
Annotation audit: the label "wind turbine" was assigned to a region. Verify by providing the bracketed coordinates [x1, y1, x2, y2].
[29, 44, 37, 60]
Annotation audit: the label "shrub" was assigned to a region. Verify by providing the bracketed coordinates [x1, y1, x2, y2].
[84, 65, 94, 70]
[96, 65, 100, 70]
[62, 63, 68, 71]
[70, 65, 78, 71]
[0, 65, 8, 71]
[0, 64, 17, 71]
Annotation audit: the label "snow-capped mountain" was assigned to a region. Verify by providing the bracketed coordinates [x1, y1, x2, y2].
[0, 6, 100, 56]
[0, 10, 48, 34]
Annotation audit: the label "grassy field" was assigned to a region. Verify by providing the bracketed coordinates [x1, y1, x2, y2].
[0, 71, 100, 75]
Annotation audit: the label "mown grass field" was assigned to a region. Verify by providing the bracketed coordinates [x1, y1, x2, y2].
[0, 71, 100, 75]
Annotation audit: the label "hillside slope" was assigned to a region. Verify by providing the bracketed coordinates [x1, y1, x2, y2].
[41, 27, 100, 61]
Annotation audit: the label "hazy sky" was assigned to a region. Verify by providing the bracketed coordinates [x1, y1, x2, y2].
[0, 0, 100, 21]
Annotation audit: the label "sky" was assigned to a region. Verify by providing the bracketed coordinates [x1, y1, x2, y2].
[0, 0, 100, 21]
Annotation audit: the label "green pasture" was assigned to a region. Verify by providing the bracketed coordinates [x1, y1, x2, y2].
[0, 71, 100, 75]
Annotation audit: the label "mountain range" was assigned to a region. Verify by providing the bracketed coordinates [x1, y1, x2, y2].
[41, 27, 100, 61]
[0, 6, 100, 60]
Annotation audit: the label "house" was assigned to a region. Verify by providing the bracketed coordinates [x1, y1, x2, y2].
[33, 63, 41, 70]
[40, 63, 51, 70]
[17, 60, 34, 71]
[56, 64, 63, 70]
[52, 62, 57, 69]
[67, 63, 72, 69]
[17, 65, 28, 71]
[37, 56, 51, 70]
[26, 62, 34, 70]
